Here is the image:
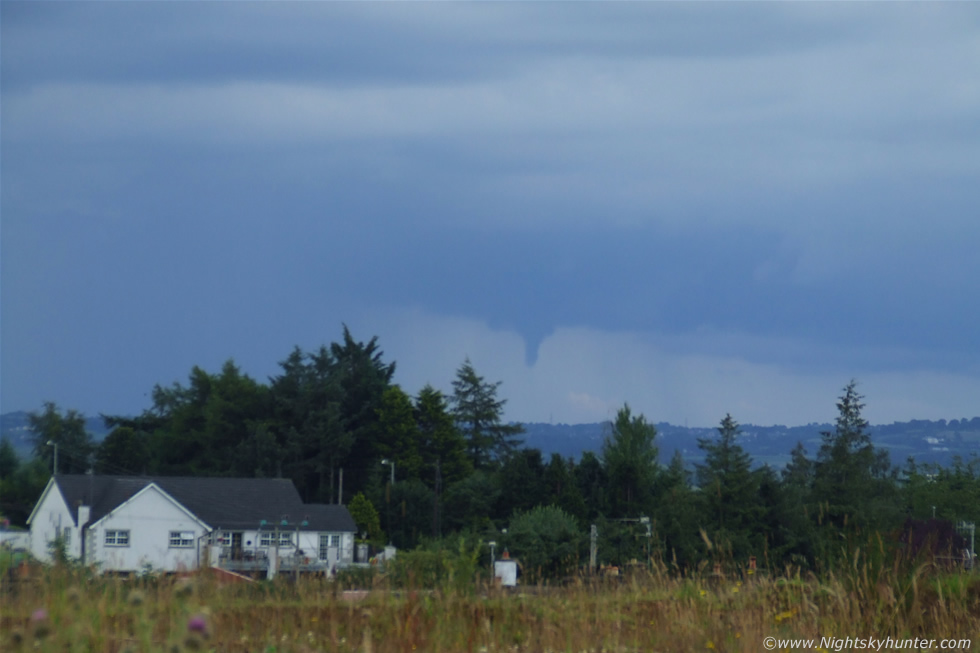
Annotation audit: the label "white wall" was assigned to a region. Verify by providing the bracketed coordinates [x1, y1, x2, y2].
[1, 530, 31, 551]
[88, 486, 207, 573]
[28, 482, 81, 562]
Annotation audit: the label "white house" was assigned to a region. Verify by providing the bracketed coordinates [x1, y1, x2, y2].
[27, 475, 357, 575]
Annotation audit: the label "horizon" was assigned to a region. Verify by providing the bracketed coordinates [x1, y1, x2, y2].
[3, 406, 978, 433]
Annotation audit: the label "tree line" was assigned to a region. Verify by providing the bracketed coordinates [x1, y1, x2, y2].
[2, 326, 978, 576]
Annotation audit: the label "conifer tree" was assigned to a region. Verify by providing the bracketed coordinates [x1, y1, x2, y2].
[601, 404, 658, 517]
[696, 414, 760, 559]
[450, 358, 523, 469]
[415, 385, 471, 487]
[812, 380, 898, 535]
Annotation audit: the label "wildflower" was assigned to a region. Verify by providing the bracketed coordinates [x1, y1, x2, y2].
[706, 640, 716, 649]
[187, 614, 209, 637]
[31, 609, 51, 639]
[699, 589, 707, 597]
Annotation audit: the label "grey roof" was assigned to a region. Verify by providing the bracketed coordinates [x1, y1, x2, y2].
[53, 475, 355, 532]
[299, 504, 358, 533]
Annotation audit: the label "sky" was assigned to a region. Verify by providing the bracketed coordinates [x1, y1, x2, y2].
[2, 2, 979, 429]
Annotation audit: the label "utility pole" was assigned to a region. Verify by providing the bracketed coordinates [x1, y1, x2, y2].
[432, 457, 441, 538]
[590, 524, 598, 572]
[381, 459, 395, 546]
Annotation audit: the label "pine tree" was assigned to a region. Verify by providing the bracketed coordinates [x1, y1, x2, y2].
[415, 385, 471, 487]
[652, 451, 703, 568]
[450, 358, 523, 469]
[695, 414, 760, 560]
[601, 404, 658, 517]
[812, 380, 897, 533]
[374, 386, 423, 481]
[782, 441, 813, 490]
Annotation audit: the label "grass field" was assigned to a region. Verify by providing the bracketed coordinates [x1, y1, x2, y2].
[2, 559, 978, 652]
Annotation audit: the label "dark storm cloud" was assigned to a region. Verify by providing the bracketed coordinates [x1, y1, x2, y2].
[2, 1, 979, 421]
[2, 1, 874, 91]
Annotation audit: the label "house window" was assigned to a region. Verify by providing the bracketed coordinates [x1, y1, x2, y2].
[259, 532, 293, 547]
[319, 534, 340, 560]
[62, 526, 72, 547]
[211, 532, 230, 546]
[105, 530, 130, 547]
[169, 531, 195, 548]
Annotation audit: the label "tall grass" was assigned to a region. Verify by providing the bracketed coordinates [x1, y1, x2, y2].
[2, 558, 978, 652]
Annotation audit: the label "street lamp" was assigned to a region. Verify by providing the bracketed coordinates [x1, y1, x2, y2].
[380, 459, 395, 486]
[47, 440, 58, 475]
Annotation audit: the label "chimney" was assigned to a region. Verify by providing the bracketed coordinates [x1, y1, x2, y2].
[78, 504, 91, 529]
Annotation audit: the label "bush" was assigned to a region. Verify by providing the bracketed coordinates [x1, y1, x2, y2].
[387, 537, 483, 593]
[506, 505, 583, 582]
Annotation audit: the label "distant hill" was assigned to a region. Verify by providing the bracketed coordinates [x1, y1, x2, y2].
[521, 417, 980, 469]
[0, 411, 111, 460]
[2, 410, 977, 470]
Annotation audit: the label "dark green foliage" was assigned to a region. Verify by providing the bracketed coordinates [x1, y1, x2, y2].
[386, 536, 483, 592]
[755, 464, 814, 567]
[506, 505, 583, 581]
[271, 345, 347, 502]
[28, 402, 95, 474]
[651, 451, 703, 569]
[374, 386, 423, 481]
[451, 359, 524, 469]
[387, 479, 435, 549]
[415, 385, 471, 488]
[496, 448, 547, 516]
[782, 441, 813, 490]
[232, 423, 282, 478]
[574, 451, 608, 520]
[140, 361, 272, 477]
[330, 327, 396, 495]
[812, 380, 898, 534]
[543, 453, 588, 523]
[348, 492, 384, 545]
[442, 471, 499, 533]
[94, 426, 149, 475]
[696, 414, 760, 560]
[601, 404, 658, 517]
[0, 438, 19, 479]
[902, 454, 980, 524]
[0, 457, 50, 526]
